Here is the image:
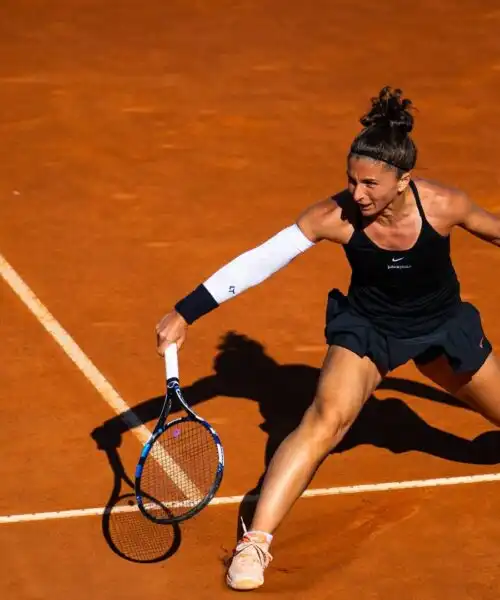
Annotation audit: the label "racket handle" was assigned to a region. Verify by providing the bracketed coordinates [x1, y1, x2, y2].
[165, 343, 179, 381]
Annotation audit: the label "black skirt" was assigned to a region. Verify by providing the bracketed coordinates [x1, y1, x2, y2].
[324, 289, 492, 374]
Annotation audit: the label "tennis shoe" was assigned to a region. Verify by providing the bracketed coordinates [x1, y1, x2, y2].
[226, 523, 273, 591]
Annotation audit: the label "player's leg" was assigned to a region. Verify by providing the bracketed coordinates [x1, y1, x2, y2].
[226, 345, 384, 591]
[416, 352, 500, 427]
[415, 302, 499, 426]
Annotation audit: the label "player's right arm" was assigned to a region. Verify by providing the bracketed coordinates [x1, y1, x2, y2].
[156, 196, 349, 355]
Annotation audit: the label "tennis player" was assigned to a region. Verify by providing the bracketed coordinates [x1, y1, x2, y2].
[156, 87, 500, 590]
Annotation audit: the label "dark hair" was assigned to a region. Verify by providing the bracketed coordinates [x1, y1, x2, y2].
[349, 86, 417, 176]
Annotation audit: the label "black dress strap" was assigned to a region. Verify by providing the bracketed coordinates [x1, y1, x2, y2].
[409, 180, 426, 222]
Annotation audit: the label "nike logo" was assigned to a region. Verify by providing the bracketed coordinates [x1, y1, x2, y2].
[392, 257, 405, 263]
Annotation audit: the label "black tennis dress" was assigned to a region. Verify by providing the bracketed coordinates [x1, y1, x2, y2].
[325, 180, 492, 373]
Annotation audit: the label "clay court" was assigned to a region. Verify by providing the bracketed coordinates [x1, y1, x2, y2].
[2, 0, 500, 597]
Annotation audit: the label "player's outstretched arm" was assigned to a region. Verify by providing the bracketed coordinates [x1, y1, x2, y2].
[155, 197, 346, 355]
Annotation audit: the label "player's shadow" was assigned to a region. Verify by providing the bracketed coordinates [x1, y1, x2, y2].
[90, 426, 182, 563]
[92, 331, 500, 540]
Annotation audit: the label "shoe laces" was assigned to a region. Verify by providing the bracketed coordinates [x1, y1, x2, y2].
[233, 519, 273, 567]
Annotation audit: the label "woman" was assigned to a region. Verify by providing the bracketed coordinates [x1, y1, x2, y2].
[155, 87, 500, 591]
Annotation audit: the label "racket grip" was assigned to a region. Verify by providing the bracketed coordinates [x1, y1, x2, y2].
[165, 343, 179, 381]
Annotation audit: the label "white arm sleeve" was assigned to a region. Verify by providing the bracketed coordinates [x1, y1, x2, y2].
[203, 224, 314, 304]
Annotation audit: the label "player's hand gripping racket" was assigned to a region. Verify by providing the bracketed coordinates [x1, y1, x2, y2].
[135, 344, 224, 524]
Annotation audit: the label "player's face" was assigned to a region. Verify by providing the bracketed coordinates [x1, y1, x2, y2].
[347, 156, 410, 217]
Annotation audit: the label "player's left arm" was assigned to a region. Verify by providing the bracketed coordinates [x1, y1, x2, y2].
[454, 191, 500, 246]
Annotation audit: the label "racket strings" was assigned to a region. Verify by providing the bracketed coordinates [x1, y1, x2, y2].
[139, 420, 220, 518]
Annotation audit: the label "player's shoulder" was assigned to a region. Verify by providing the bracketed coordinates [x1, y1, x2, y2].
[298, 189, 357, 243]
[413, 177, 469, 219]
[307, 189, 357, 222]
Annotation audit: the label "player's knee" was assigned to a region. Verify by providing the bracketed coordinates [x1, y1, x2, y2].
[302, 393, 359, 448]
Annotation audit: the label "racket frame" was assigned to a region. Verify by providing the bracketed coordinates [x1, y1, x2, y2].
[134, 348, 224, 524]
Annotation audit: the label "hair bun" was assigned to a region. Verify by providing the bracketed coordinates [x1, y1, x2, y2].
[360, 86, 414, 134]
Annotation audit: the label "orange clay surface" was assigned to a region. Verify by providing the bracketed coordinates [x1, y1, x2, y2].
[2, 0, 500, 598]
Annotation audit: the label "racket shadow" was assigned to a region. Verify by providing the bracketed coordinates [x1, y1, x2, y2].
[90, 425, 182, 563]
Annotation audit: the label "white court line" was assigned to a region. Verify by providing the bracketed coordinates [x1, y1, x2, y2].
[0, 253, 199, 497]
[1, 472, 500, 524]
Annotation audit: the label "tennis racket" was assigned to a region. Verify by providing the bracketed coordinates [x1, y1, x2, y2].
[134, 344, 224, 524]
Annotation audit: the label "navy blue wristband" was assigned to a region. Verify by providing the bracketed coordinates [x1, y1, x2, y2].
[174, 284, 219, 325]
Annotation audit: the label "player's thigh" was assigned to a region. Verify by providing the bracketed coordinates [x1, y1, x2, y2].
[312, 345, 385, 426]
[416, 351, 500, 425]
